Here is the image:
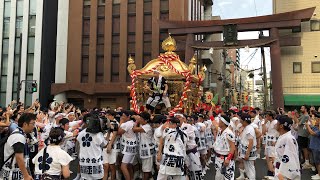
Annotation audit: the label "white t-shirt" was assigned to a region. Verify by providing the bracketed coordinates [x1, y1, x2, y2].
[214, 128, 235, 155]
[154, 125, 163, 153]
[107, 120, 121, 152]
[266, 119, 279, 146]
[120, 120, 137, 155]
[195, 122, 206, 150]
[77, 129, 107, 179]
[60, 130, 75, 153]
[32, 145, 73, 175]
[159, 128, 188, 176]
[1, 129, 26, 180]
[204, 120, 214, 148]
[253, 115, 262, 132]
[239, 125, 257, 160]
[139, 124, 154, 159]
[68, 120, 82, 131]
[181, 123, 197, 150]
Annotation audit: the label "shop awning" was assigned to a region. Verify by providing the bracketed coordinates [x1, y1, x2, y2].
[284, 94, 320, 106]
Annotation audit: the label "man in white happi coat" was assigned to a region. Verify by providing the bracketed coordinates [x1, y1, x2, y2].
[157, 116, 188, 180]
[176, 114, 203, 180]
[213, 115, 236, 180]
[239, 114, 257, 180]
[145, 70, 171, 112]
[264, 111, 279, 178]
[195, 114, 207, 171]
[274, 115, 300, 180]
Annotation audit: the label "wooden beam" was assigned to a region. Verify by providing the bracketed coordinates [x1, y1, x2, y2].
[279, 36, 301, 47]
[188, 36, 301, 49]
[159, 7, 316, 29]
[167, 20, 302, 35]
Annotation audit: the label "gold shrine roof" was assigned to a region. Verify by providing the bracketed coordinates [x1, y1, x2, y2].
[138, 58, 190, 80]
[127, 35, 204, 82]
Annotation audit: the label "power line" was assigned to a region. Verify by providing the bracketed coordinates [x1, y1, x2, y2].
[241, 48, 258, 64]
[253, 0, 258, 16]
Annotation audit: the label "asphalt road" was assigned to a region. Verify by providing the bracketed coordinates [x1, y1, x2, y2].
[68, 156, 315, 180]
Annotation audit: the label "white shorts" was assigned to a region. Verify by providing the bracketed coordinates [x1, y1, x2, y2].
[146, 96, 171, 108]
[141, 157, 153, 172]
[103, 149, 118, 164]
[122, 154, 135, 164]
[162, 96, 171, 108]
[265, 146, 276, 158]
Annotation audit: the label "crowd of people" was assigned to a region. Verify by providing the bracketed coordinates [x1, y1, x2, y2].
[0, 99, 320, 180]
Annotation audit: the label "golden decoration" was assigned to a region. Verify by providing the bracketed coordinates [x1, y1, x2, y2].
[161, 34, 177, 54]
[127, 55, 136, 74]
[188, 56, 197, 74]
[159, 64, 170, 72]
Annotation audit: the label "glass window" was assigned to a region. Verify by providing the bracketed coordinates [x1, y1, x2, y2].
[84, 0, 91, 6]
[27, 54, 34, 74]
[12, 75, 18, 90]
[0, 76, 7, 92]
[97, 18, 105, 35]
[29, 16, 36, 36]
[113, 0, 120, 4]
[293, 62, 302, 73]
[312, 62, 320, 73]
[12, 92, 17, 102]
[0, 92, 6, 106]
[16, 0, 24, 17]
[1, 55, 8, 76]
[81, 57, 89, 74]
[4, 1, 11, 18]
[25, 93, 32, 106]
[16, 17, 23, 36]
[83, 5, 91, 17]
[97, 6, 105, 17]
[96, 44, 104, 56]
[128, 16, 135, 33]
[96, 56, 104, 83]
[15, 37, 21, 54]
[83, 19, 90, 36]
[28, 37, 35, 53]
[3, 18, 10, 38]
[13, 56, 20, 74]
[2, 39, 9, 55]
[98, 0, 105, 6]
[311, 20, 320, 31]
[29, 0, 37, 15]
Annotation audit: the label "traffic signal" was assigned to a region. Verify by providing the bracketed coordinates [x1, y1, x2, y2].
[31, 82, 37, 93]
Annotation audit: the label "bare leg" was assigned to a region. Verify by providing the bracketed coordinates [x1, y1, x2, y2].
[121, 163, 131, 180]
[109, 164, 116, 180]
[143, 172, 150, 180]
[103, 164, 109, 180]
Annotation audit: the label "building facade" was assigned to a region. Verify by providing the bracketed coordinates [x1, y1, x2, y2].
[274, 0, 320, 108]
[0, 0, 58, 107]
[52, 0, 210, 109]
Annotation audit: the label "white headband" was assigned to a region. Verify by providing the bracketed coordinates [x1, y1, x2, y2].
[174, 113, 184, 118]
[220, 116, 230, 126]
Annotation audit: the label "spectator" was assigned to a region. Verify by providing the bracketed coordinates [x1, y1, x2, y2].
[306, 113, 320, 180]
[298, 105, 313, 169]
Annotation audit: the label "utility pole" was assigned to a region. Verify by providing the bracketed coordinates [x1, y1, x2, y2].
[260, 31, 268, 110]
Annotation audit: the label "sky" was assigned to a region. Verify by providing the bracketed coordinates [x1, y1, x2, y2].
[212, 0, 273, 78]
